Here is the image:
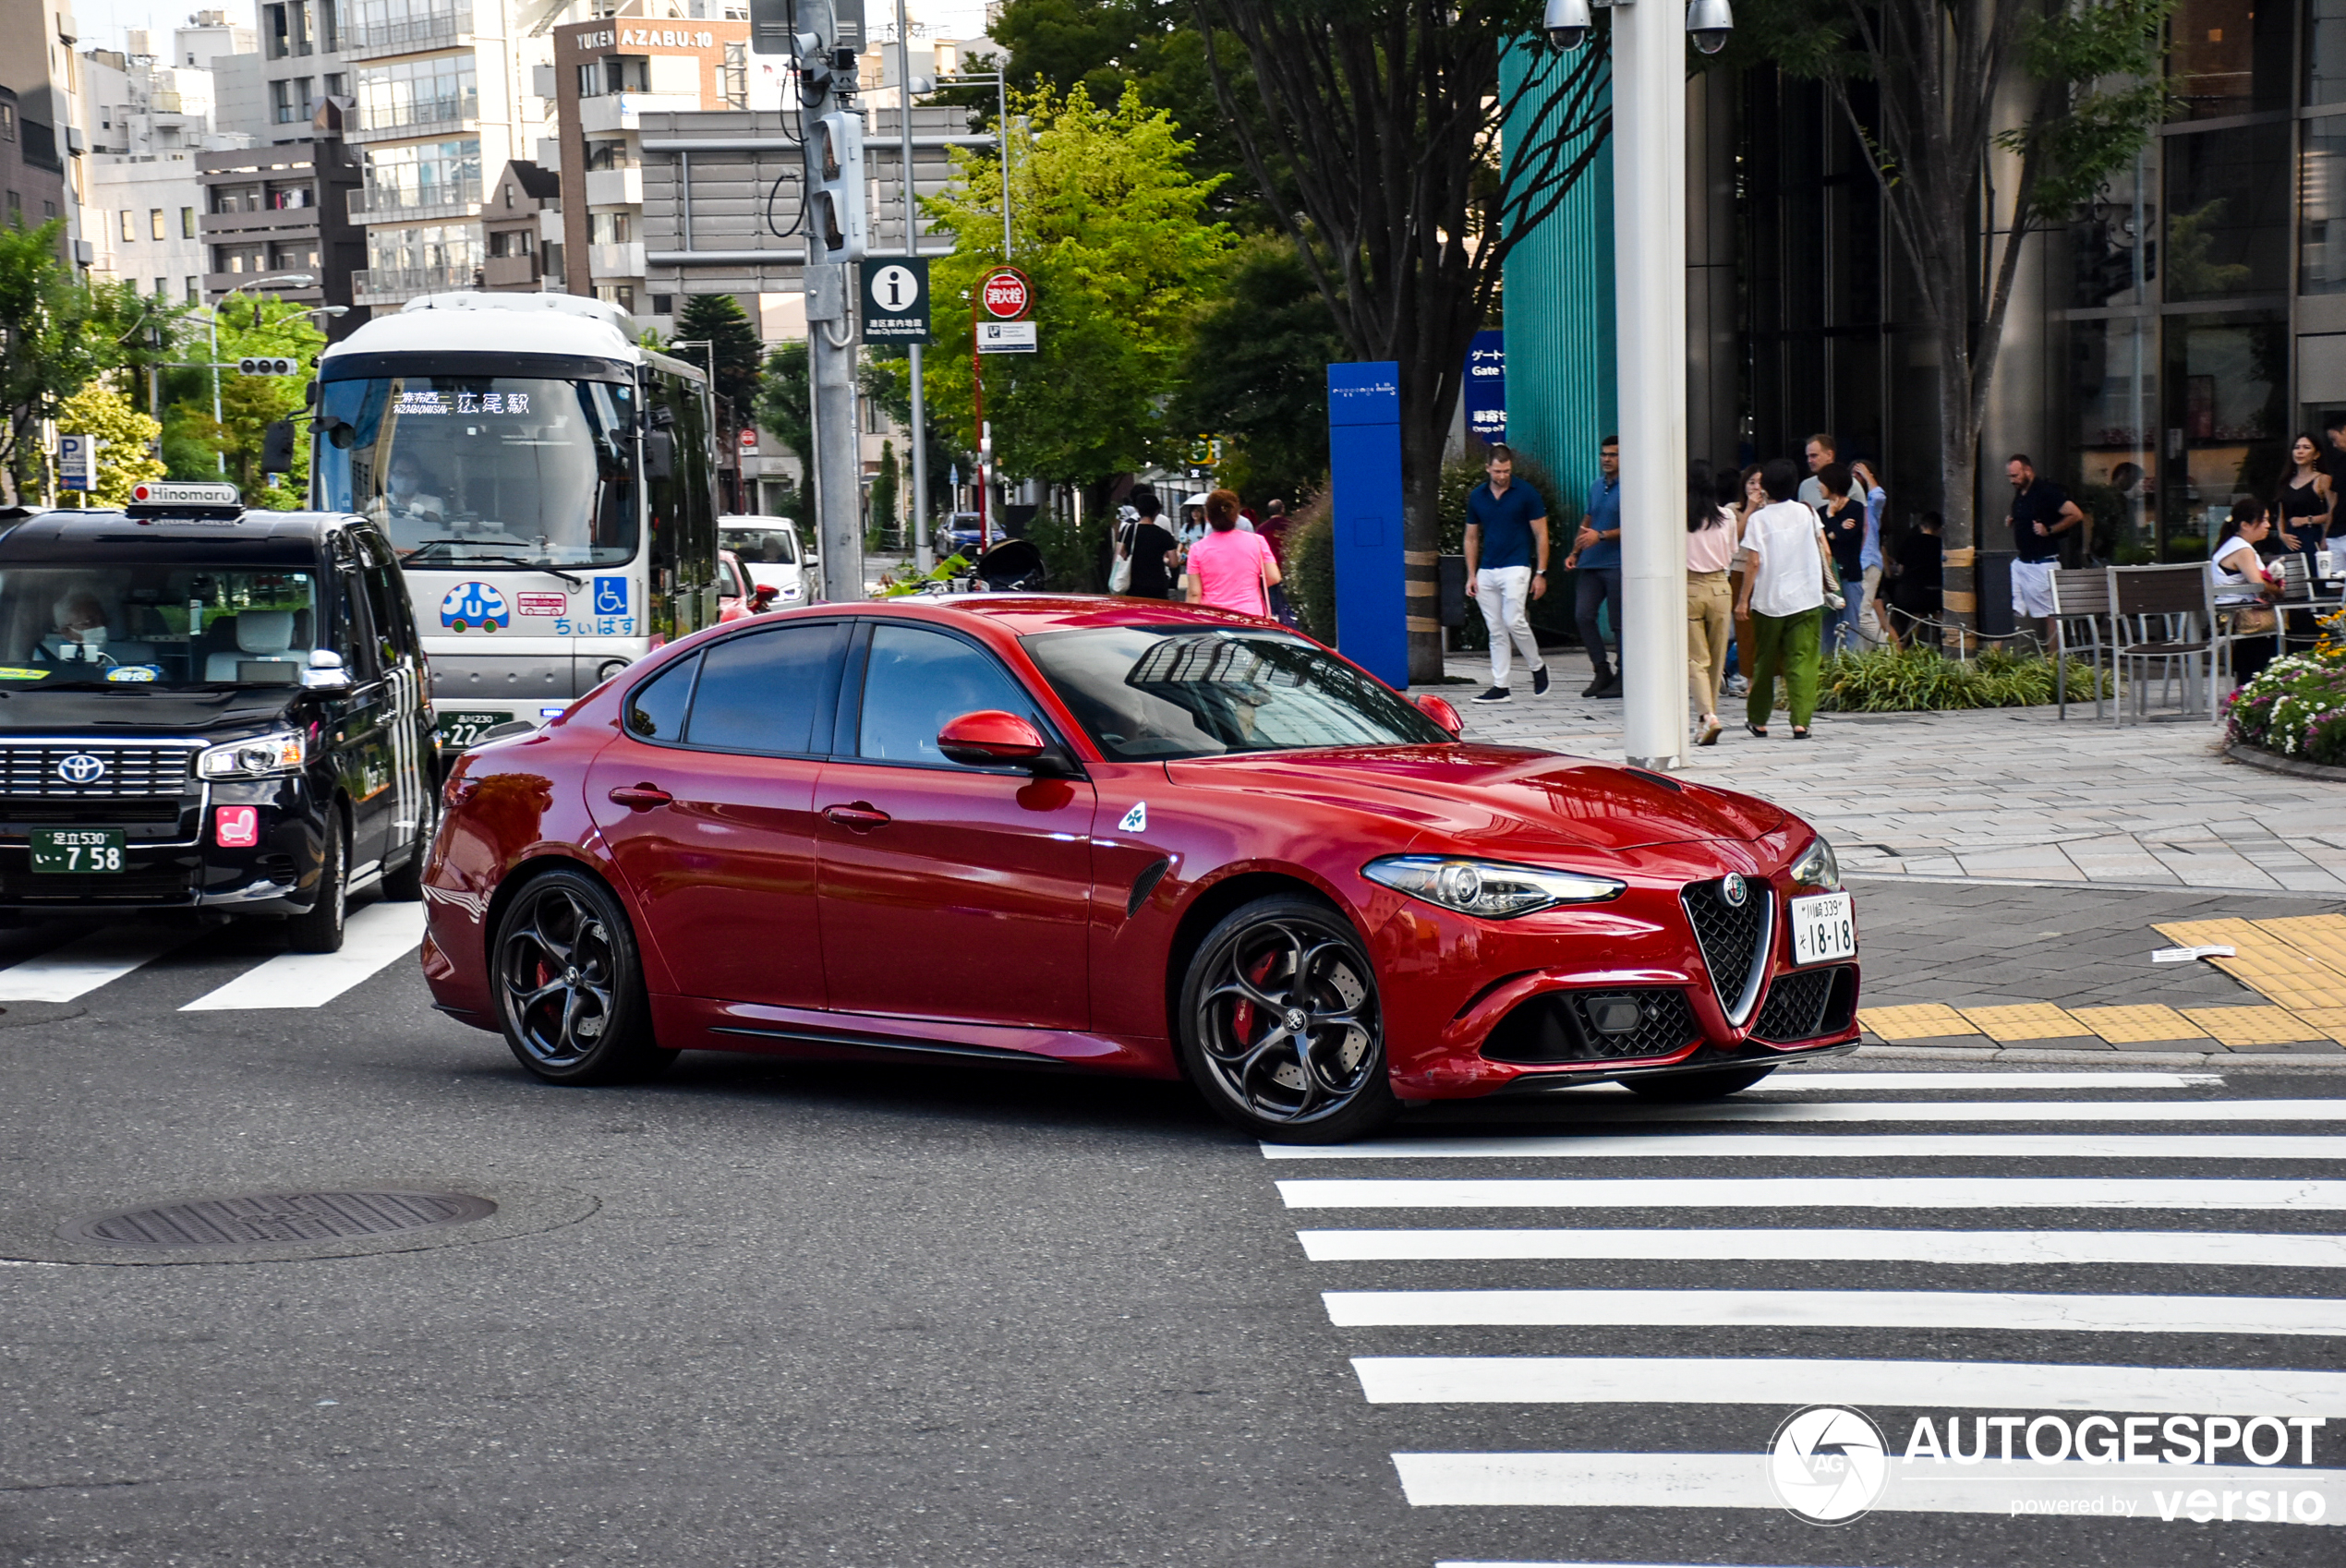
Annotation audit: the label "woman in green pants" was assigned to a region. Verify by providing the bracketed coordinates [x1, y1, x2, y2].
[1734, 456, 1832, 739]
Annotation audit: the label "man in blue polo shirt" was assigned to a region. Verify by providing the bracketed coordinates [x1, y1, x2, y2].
[1463, 442, 1551, 703]
[1569, 435, 1624, 697]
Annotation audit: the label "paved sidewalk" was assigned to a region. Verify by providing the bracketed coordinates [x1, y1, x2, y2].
[1446, 647, 2346, 897]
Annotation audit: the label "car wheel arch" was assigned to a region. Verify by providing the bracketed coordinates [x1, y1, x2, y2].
[479, 852, 657, 987]
[1160, 867, 1367, 1056]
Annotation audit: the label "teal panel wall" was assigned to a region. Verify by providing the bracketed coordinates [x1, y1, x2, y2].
[1498, 39, 1615, 530]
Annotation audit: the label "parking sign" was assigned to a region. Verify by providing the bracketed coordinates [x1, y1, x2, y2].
[57, 434, 100, 492]
[860, 257, 930, 344]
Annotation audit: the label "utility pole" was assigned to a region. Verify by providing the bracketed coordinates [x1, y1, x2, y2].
[897, 0, 931, 574]
[786, 0, 867, 604]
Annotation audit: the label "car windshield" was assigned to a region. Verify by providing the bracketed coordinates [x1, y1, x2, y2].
[1022, 625, 1448, 760]
[0, 565, 320, 689]
[313, 374, 638, 570]
[721, 525, 796, 565]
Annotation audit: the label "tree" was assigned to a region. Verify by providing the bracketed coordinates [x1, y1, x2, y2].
[675, 293, 765, 438]
[922, 82, 1235, 494]
[52, 383, 163, 508]
[752, 340, 814, 525]
[0, 220, 106, 504]
[1169, 239, 1346, 505]
[1736, 0, 2171, 607]
[868, 439, 901, 549]
[1191, 1, 1612, 679]
[175, 296, 327, 509]
[859, 347, 959, 525]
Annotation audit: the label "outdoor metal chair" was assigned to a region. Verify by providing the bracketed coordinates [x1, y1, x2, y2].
[2271, 553, 2340, 658]
[2107, 563, 2221, 724]
[2050, 568, 2114, 722]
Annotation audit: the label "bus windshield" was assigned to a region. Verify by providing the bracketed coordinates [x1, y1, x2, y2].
[0, 566, 320, 689]
[314, 374, 638, 571]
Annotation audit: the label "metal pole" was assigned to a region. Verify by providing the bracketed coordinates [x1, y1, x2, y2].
[900, 0, 930, 573]
[973, 336, 987, 552]
[209, 304, 224, 473]
[1613, 0, 1690, 768]
[998, 74, 1011, 259]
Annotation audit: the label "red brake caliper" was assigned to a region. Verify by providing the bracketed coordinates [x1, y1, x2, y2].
[1231, 951, 1280, 1043]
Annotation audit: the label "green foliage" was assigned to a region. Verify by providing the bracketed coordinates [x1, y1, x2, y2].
[1285, 493, 1336, 641]
[673, 293, 765, 429]
[2165, 199, 2254, 296]
[1814, 645, 2107, 712]
[1024, 502, 1109, 592]
[0, 220, 106, 498]
[923, 82, 1235, 488]
[2005, 0, 2174, 221]
[52, 383, 163, 507]
[752, 341, 813, 525]
[1167, 239, 1342, 506]
[858, 346, 957, 519]
[175, 296, 325, 510]
[2226, 654, 2346, 766]
[867, 439, 900, 551]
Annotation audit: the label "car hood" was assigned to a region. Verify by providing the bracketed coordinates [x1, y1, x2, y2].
[0, 687, 299, 736]
[1166, 744, 1785, 851]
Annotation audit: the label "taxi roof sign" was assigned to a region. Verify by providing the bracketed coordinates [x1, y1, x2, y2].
[129, 481, 241, 508]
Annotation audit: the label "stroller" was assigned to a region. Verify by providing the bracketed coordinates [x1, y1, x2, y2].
[972, 537, 1046, 592]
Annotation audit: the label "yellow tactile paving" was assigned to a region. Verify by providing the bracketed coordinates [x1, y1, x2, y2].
[2288, 1008, 2346, 1046]
[2179, 1007, 2327, 1046]
[1859, 1004, 1980, 1041]
[1956, 1004, 2095, 1041]
[2152, 919, 2346, 1010]
[2066, 1005, 2210, 1043]
[2255, 915, 2346, 980]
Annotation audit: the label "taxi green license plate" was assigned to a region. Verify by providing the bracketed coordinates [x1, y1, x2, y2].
[31, 828, 125, 874]
[436, 710, 506, 749]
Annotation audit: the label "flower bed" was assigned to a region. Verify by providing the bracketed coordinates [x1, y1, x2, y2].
[1813, 646, 2105, 712]
[2225, 651, 2346, 766]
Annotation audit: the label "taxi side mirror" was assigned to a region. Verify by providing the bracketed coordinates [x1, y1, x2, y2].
[303, 649, 352, 691]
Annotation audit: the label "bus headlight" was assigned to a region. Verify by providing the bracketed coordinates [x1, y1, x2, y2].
[197, 731, 307, 779]
[597, 657, 631, 683]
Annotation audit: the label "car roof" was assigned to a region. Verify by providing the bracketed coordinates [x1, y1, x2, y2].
[830, 595, 1282, 639]
[0, 509, 367, 567]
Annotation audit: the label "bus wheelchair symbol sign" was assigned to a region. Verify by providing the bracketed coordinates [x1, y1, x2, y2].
[441, 582, 510, 633]
[593, 576, 630, 615]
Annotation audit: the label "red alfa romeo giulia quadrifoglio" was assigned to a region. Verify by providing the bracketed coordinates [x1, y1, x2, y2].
[418, 597, 1859, 1142]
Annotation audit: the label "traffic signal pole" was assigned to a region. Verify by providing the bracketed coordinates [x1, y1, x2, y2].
[785, 0, 868, 605]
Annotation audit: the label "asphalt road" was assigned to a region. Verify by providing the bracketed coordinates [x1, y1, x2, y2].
[2, 882, 2342, 1567]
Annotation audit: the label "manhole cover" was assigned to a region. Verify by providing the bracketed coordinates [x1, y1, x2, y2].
[58, 1190, 497, 1248]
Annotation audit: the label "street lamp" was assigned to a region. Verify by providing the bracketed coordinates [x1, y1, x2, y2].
[1538, 0, 1729, 767]
[210, 273, 315, 474]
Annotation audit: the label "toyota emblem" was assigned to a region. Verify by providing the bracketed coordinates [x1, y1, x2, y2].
[55, 753, 106, 785]
[1720, 873, 1748, 908]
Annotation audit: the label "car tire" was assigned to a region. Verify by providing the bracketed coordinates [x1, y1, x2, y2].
[380, 797, 436, 902]
[492, 867, 676, 1086]
[1624, 1064, 1777, 1101]
[1178, 895, 1396, 1144]
[284, 814, 348, 954]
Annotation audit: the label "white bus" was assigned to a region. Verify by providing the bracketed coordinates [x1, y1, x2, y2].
[311, 293, 720, 748]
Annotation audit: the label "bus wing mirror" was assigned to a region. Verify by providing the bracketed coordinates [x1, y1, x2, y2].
[643, 428, 675, 481]
[261, 419, 296, 474]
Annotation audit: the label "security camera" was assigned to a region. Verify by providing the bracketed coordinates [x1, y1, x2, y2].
[1544, 0, 1593, 50]
[1686, 0, 1734, 54]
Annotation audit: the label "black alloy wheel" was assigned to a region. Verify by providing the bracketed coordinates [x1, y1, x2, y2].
[284, 814, 348, 955]
[1179, 896, 1396, 1143]
[1625, 1063, 1777, 1100]
[492, 868, 674, 1085]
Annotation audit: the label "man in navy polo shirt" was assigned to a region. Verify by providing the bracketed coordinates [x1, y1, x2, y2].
[1463, 442, 1551, 703]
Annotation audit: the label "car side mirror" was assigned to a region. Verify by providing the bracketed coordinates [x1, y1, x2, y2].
[1415, 694, 1464, 737]
[303, 648, 352, 691]
[937, 709, 1050, 768]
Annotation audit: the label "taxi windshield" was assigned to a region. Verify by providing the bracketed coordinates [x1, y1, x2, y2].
[313, 374, 638, 570]
[0, 566, 320, 689]
[1021, 625, 1448, 759]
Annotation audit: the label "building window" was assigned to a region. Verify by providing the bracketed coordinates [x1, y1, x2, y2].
[271, 79, 296, 124]
[355, 54, 478, 131]
[0, 102, 15, 141]
[153, 276, 167, 297]
[185, 276, 200, 302]
[595, 283, 636, 311]
[150, 208, 165, 240]
[180, 206, 196, 237]
[323, 73, 345, 101]
[6, 191, 18, 214]
[722, 42, 746, 109]
[651, 293, 672, 315]
[2164, 120, 2291, 300]
[361, 138, 479, 212]
[215, 243, 266, 273]
[290, 0, 314, 55]
[2305, 115, 2346, 294]
[265, 2, 289, 59]
[119, 209, 134, 241]
[2167, 0, 2291, 121]
[588, 211, 632, 245]
[296, 78, 316, 118]
[585, 139, 635, 171]
[577, 56, 648, 98]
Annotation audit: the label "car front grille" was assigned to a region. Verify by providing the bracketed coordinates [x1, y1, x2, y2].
[1481, 987, 1701, 1065]
[1750, 965, 1859, 1044]
[0, 798, 187, 826]
[1683, 875, 1771, 1025]
[0, 742, 199, 799]
[2, 867, 194, 903]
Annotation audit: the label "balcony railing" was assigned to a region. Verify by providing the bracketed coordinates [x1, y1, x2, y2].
[344, 8, 471, 58]
[353, 261, 482, 304]
[348, 178, 482, 218]
[353, 93, 478, 136]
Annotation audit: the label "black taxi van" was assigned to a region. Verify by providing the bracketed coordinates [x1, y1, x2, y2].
[0, 481, 434, 952]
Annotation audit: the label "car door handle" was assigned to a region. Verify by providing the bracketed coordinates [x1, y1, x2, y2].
[823, 802, 891, 830]
[607, 784, 672, 811]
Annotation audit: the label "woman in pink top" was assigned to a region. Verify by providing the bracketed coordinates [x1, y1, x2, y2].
[1184, 488, 1282, 617]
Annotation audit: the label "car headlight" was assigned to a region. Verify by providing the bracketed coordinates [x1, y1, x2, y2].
[1363, 855, 1625, 919]
[1789, 833, 1840, 889]
[197, 730, 306, 779]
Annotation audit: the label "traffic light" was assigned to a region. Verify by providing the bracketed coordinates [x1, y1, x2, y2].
[237, 356, 299, 376]
[806, 112, 866, 262]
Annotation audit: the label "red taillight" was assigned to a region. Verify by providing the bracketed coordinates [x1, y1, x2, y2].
[214, 805, 260, 848]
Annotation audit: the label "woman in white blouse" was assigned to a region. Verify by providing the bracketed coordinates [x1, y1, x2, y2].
[1733, 457, 1834, 739]
[2208, 498, 2282, 690]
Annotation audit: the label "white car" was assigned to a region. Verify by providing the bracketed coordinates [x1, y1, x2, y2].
[717, 515, 809, 606]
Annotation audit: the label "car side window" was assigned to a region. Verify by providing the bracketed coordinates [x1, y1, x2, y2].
[623, 653, 698, 741]
[682, 621, 843, 754]
[856, 623, 1040, 766]
[361, 563, 410, 668]
[333, 567, 378, 680]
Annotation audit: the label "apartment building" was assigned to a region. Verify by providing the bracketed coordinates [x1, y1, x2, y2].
[197, 128, 364, 322]
[479, 155, 558, 290]
[81, 34, 222, 307]
[1, 0, 90, 265]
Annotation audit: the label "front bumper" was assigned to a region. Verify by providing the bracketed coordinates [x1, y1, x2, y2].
[0, 778, 332, 916]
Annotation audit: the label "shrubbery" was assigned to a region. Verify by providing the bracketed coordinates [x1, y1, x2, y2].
[2225, 654, 2346, 766]
[1811, 645, 2106, 712]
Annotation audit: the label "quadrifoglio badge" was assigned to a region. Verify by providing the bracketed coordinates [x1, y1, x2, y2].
[1769, 1405, 2336, 1526]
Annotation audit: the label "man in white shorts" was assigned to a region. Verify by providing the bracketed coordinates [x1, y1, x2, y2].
[2004, 453, 2086, 650]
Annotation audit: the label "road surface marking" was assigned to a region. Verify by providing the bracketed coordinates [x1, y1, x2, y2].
[180, 903, 427, 1011]
[1296, 1226, 2346, 1267]
[1322, 1287, 2346, 1335]
[1753, 1070, 2220, 1090]
[1276, 1176, 2346, 1211]
[1260, 1131, 2346, 1160]
[0, 927, 196, 1002]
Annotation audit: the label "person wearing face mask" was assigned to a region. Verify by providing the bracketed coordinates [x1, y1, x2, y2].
[375, 450, 447, 555]
[44, 590, 112, 663]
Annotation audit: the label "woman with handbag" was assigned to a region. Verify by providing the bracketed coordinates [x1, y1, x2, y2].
[1116, 493, 1179, 600]
[2211, 498, 2284, 689]
[1734, 457, 1833, 739]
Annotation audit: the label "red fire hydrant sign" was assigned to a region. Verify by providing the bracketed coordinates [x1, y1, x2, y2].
[979, 266, 1032, 320]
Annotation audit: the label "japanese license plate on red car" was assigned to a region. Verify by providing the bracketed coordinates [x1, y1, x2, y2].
[1789, 891, 1855, 965]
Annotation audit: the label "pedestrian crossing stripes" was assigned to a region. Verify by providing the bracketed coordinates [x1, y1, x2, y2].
[0, 925, 198, 1002]
[1350, 1357, 2346, 1414]
[1323, 1288, 2346, 1335]
[1297, 1227, 2346, 1266]
[1279, 1176, 2346, 1211]
[179, 904, 426, 1011]
[1265, 1131, 2345, 1160]
[1267, 1072, 2346, 1554]
[1760, 1069, 2220, 1091]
